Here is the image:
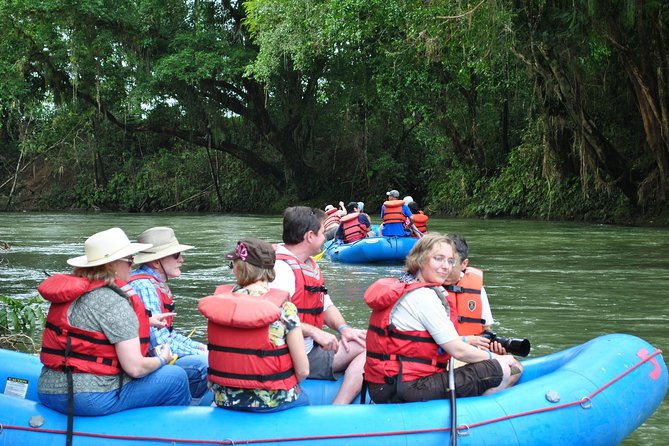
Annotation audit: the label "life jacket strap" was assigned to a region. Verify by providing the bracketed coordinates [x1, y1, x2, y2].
[41, 347, 121, 369]
[296, 306, 325, 315]
[368, 323, 435, 343]
[208, 343, 290, 357]
[304, 284, 328, 294]
[444, 285, 481, 294]
[207, 367, 294, 383]
[45, 322, 114, 345]
[366, 351, 448, 368]
[458, 316, 486, 325]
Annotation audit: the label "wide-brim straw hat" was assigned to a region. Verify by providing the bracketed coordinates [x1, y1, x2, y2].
[67, 227, 152, 268]
[133, 227, 194, 264]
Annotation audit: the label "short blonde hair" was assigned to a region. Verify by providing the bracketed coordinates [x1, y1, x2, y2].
[72, 263, 117, 285]
[404, 233, 457, 275]
[233, 259, 276, 287]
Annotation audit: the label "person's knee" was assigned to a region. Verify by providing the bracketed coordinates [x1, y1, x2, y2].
[498, 356, 523, 386]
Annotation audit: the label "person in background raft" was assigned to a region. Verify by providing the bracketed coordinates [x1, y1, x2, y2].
[357, 202, 376, 236]
[363, 233, 522, 403]
[407, 201, 428, 237]
[380, 189, 413, 237]
[323, 201, 347, 240]
[37, 227, 191, 416]
[270, 206, 367, 404]
[127, 227, 209, 404]
[200, 238, 309, 412]
[335, 201, 372, 243]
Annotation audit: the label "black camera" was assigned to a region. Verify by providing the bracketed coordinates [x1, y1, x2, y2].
[481, 330, 531, 357]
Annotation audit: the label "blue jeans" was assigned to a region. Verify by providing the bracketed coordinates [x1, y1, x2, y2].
[174, 354, 209, 399]
[38, 366, 191, 416]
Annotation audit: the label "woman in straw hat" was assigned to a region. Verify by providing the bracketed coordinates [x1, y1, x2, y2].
[199, 238, 310, 412]
[128, 226, 209, 404]
[37, 227, 191, 416]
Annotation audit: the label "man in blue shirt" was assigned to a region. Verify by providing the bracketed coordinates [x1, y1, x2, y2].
[380, 189, 413, 236]
[128, 227, 209, 404]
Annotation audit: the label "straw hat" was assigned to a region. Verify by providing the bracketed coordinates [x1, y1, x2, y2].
[133, 227, 194, 264]
[67, 228, 152, 268]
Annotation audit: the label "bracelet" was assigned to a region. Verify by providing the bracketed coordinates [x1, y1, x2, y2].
[463, 336, 467, 343]
[488, 351, 493, 360]
[337, 323, 350, 333]
[157, 356, 165, 368]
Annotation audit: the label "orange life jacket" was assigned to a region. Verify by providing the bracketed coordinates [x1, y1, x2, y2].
[445, 267, 485, 336]
[412, 212, 428, 235]
[341, 212, 367, 243]
[128, 273, 175, 329]
[39, 274, 151, 375]
[199, 286, 298, 390]
[363, 278, 458, 384]
[323, 208, 341, 230]
[381, 200, 407, 225]
[275, 252, 327, 329]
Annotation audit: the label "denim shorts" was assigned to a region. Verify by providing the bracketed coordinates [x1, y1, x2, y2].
[307, 345, 342, 381]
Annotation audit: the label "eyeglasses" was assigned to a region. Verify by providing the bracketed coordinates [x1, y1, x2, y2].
[118, 257, 134, 266]
[431, 256, 457, 267]
[171, 252, 182, 260]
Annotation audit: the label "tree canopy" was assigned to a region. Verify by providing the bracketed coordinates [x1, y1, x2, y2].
[0, 0, 667, 221]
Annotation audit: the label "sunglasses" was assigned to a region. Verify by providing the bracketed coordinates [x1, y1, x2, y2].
[171, 252, 182, 260]
[118, 256, 134, 266]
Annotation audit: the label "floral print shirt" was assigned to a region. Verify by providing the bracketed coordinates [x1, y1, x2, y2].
[209, 285, 302, 409]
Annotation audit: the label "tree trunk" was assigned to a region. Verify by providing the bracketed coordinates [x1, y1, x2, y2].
[601, 15, 669, 206]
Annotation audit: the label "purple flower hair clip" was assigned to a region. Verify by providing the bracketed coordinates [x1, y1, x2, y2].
[235, 242, 248, 261]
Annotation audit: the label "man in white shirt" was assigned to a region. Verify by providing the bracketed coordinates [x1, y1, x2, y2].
[270, 206, 367, 404]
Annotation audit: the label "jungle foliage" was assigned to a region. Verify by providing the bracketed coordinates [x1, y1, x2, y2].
[0, 0, 667, 222]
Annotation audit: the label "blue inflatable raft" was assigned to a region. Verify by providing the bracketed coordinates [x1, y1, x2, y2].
[325, 236, 418, 264]
[0, 333, 666, 445]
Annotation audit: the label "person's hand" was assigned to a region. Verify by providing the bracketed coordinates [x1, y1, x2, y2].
[312, 329, 339, 352]
[156, 343, 174, 364]
[464, 335, 491, 350]
[199, 343, 208, 353]
[489, 340, 507, 355]
[149, 312, 177, 328]
[340, 327, 366, 353]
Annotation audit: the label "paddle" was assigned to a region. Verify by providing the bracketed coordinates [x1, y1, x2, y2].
[312, 249, 327, 261]
[449, 356, 457, 446]
[410, 224, 424, 238]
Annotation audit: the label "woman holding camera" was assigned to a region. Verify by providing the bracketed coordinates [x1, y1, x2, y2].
[363, 233, 523, 403]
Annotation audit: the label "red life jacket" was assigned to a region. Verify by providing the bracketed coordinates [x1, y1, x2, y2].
[275, 252, 326, 329]
[341, 212, 367, 243]
[323, 208, 341, 230]
[412, 212, 428, 235]
[445, 267, 485, 336]
[39, 274, 151, 375]
[382, 200, 407, 225]
[128, 273, 175, 329]
[199, 286, 298, 390]
[363, 278, 458, 384]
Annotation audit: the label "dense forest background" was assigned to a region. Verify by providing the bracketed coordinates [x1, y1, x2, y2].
[0, 0, 667, 223]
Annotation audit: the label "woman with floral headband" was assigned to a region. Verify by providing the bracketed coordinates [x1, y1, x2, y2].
[199, 238, 310, 412]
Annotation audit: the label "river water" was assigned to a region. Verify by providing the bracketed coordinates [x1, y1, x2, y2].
[1, 212, 667, 444]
